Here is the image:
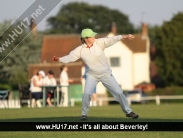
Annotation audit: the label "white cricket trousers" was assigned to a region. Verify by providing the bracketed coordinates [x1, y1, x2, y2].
[82, 74, 132, 115]
[61, 87, 68, 107]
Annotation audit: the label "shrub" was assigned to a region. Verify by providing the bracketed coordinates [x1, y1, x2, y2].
[148, 86, 183, 96]
[0, 84, 12, 90]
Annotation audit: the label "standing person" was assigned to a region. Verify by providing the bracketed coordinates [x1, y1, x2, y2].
[43, 70, 57, 107]
[30, 70, 45, 107]
[53, 28, 139, 120]
[60, 65, 74, 107]
[81, 65, 97, 106]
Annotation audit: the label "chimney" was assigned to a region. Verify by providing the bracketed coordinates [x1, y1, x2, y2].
[141, 23, 148, 38]
[111, 22, 117, 35]
[30, 18, 37, 39]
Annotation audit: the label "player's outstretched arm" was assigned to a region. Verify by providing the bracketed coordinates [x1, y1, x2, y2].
[99, 34, 135, 49]
[52, 46, 81, 63]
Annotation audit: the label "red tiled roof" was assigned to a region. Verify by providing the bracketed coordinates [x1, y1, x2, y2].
[41, 34, 81, 63]
[122, 34, 147, 53]
[41, 34, 107, 63]
[40, 33, 147, 64]
[41, 23, 148, 63]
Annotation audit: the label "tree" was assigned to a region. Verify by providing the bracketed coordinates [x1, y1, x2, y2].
[154, 12, 183, 86]
[0, 20, 42, 86]
[47, 2, 135, 34]
[148, 25, 161, 46]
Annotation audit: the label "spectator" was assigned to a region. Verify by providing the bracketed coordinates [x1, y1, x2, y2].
[43, 70, 57, 107]
[60, 65, 74, 107]
[30, 70, 45, 107]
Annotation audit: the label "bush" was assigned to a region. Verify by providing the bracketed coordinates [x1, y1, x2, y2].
[148, 86, 183, 96]
[0, 84, 12, 90]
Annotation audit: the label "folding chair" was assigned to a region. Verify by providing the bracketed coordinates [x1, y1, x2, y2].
[0, 90, 9, 108]
[18, 84, 32, 107]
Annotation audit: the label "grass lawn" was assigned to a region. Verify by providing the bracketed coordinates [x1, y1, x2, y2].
[0, 103, 183, 138]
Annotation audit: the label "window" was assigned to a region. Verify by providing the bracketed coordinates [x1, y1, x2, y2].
[110, 57, 120, 67]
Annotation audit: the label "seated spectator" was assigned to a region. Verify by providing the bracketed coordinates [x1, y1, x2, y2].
[43, 70, 57, 106]
[30, 70, 45, 107]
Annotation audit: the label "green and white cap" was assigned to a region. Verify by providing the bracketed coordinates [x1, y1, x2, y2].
[81, 28, 97, 38]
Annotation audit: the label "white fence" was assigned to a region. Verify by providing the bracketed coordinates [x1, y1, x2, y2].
[0, 99, 21, 109]
[0, 99, 56, 109]
[1, 95, 183, 108]
[70, 95, 183, 107]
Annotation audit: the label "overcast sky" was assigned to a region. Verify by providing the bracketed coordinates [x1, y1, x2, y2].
[0, 0, 183, 31]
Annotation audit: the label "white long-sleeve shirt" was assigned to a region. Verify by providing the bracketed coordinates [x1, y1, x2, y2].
[59, 35, 122, 79]
[60, 70, 69, 86]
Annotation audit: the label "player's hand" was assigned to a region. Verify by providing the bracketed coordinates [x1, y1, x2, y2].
[122, 34, 135, 40]
[127, 34, 135, 40]
[69, 79, 74, 83]
[80, 77, 83, 81]
[53, 56, 59, 62]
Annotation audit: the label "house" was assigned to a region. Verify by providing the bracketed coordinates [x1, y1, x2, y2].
[98, 23, 151, 92]
[29, 23, 150, 99]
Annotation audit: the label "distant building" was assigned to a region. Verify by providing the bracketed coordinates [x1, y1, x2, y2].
[97, 23, 151, 93]
[29, 23, 151, 96]
[29, 18, 37, 39]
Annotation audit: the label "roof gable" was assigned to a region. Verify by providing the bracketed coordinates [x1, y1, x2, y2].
[41, 33, 108, 63]
[40, 33, 147, 63]
[41, 34, 81, 63]
[122, 34, 147, 53]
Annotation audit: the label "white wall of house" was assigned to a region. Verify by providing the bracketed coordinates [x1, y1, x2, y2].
[105, 34, 134, 91]
[81, 33, 150, 94]
[133, 53, 150, 86]
[133, 36, 150, 86]
[96, 82, 106, 94]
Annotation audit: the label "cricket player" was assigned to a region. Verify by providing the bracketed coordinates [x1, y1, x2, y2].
[53, 28, 139, 120]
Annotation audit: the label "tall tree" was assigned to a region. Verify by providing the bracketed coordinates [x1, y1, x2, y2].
[154, 12, 183, 86]
[0, 20, 42, 85]
[47, 2, 135, 34]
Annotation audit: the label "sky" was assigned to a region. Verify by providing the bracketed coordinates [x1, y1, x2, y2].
[0, 0, 183, 31]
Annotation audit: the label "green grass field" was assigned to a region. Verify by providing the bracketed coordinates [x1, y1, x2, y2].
[0, 103, 183, 138]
